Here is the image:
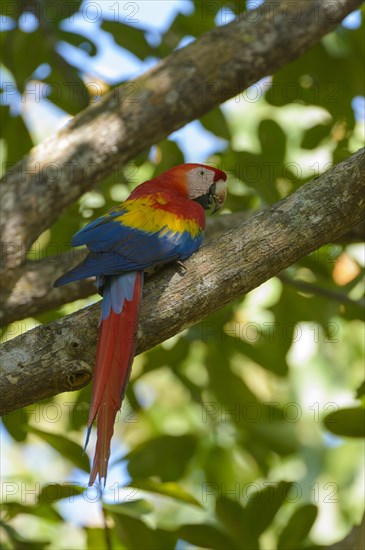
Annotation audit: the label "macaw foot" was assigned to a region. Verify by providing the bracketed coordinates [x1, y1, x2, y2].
[176, 260, 188, 274]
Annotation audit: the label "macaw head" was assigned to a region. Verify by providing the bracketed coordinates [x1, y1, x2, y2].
[156, 163, 227, 213]
[134, 163, 228, 213]
[185, 164, 227, 214]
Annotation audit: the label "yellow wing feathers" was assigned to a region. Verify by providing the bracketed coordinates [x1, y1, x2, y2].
[113, 195, 202, 237]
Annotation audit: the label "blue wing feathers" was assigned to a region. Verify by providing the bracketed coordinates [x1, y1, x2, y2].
[71, 212, 126, 250]
[54, 208, 204, 287]
[54, 228, 202, 286]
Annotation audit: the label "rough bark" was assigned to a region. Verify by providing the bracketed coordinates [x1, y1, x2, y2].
[1, 248, 91, 325]
[1, 148, 364, 416]
[0, 0, 361, 300]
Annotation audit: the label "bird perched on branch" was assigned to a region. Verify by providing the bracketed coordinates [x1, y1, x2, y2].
[54, 163, 227, 485]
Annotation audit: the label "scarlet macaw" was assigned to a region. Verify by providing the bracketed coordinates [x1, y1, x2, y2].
[54, 163, 227, 485]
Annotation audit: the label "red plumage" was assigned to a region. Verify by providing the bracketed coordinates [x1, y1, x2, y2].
[87, 272, 143, 485]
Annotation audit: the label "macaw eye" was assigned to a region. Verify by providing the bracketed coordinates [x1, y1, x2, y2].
[200, 170, 205, 175]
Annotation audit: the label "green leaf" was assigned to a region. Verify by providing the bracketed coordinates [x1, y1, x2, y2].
[2, 501, 62, 522]
[233, 334, 289, 377]
[178, 524, 238, 550]
[235, 150, 282, 203]
[200, 108, 231, 140]
[301, 123, 332, 149]
[244, 481, 292, 537]
[37, 483, 85, 504]
[249, 422, 299, 457]
[3, 28, 49, 92]
[215, 497, 259, 548]
[111, 515, 177, 550]
[101, 21, 151, 60]
[152, 139, 185, 178]
[103, 500, 153, 518]
[355, 380, 365, 399]
[26, 426, 90, 471]
[271, 284, 338, 335]
[44, 53, 89, 114]
[0, 519, 50, 549]
[66, 385, 91, 431]
[0, 1, 22, 17]
[85, 527, 125, 550]
[141, 335, 190, 379]
[126, 435, 197, 482]
[0, 105, 33, 168]
[128, 479, 202, 507]
[161, 8, 217, 51]
[323, 407, 365, 438]
[259, 119, 286, 165]
[2, 407, 28, 442]
[277, 504, 318, 550]
[59, 30, 97, 56]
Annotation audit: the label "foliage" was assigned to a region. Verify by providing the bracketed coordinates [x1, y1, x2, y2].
[1, 1, 364, 549]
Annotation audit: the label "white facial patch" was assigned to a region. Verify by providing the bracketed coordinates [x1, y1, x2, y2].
[186, 166, 216, 199]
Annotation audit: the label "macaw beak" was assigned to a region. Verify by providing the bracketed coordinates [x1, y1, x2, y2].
[193, 176, 227, 213]
[211, 179, 227, 214]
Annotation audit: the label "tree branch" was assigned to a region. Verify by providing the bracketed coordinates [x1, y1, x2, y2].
[0, 248, 92, 325]
[0, 0, 360, 298]
[1, 213, 363, 325]
[277, 273, 364, 307]
[1, 148, 364, 416]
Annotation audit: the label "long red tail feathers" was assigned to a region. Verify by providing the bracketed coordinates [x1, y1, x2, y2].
[84, 271, 144, 486]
